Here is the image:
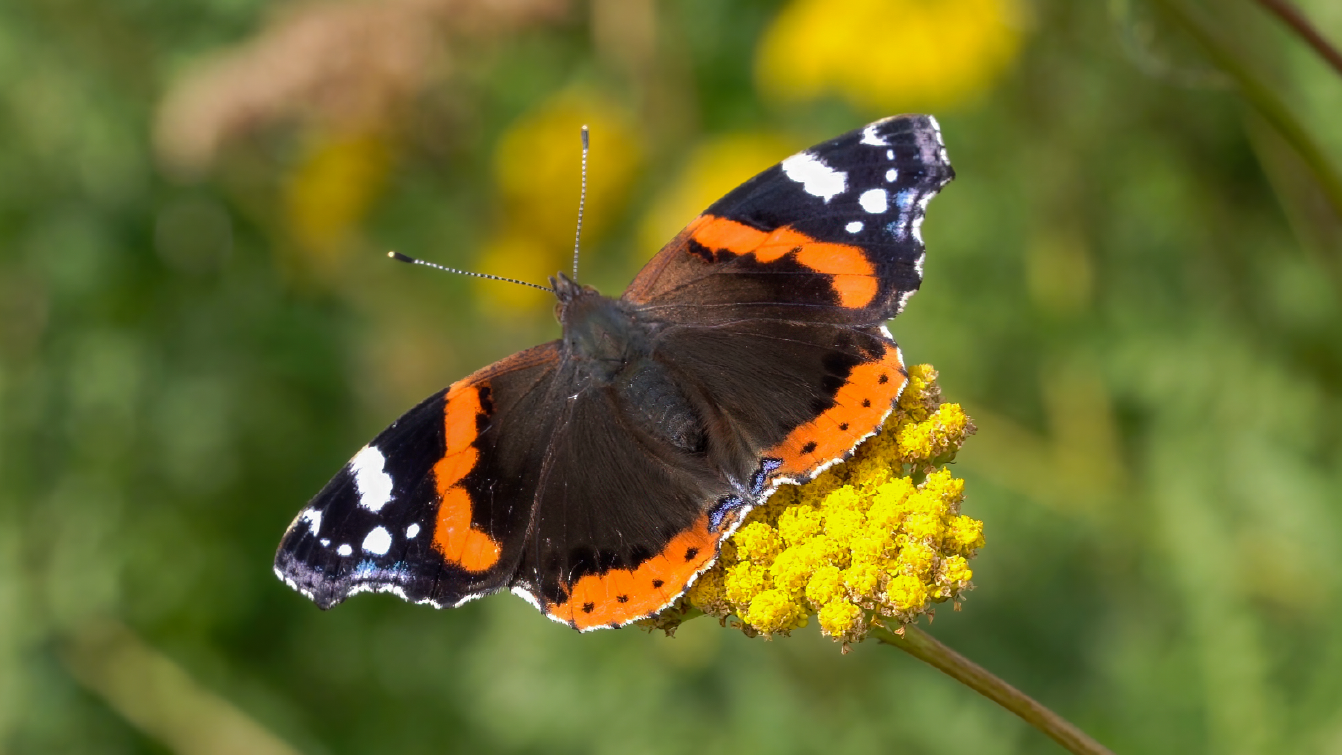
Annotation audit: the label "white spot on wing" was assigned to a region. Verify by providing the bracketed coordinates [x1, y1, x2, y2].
[350, 445, 394, 512]
[928, 116, 949, 162]
[406, 523, 420, 539]
[915, 252, 926, 277]
[861, 123, 888, 146]
[298, 508, 323, 536]
[337, 543, 353, 557]
[859, 188, 888, 214]
[320, 538, 331, 547]
[845, 220, 864, 233]
[886, 168, 898, 182]
[362, 526, 392, 555]
[781, 152, 847, 202]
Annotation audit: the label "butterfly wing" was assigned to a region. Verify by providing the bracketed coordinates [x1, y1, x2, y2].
[274, 343, 562, 609]
[625, 114, 953, 482]
[624, 114, 952, 327]
[506, 355, 739, 630]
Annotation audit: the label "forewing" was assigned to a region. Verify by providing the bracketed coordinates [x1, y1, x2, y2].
[624, 114, 953, 327]
[274, 343, 562, 609]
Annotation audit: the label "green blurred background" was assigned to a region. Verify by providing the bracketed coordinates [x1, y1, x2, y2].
[3, 0, 1342, 752]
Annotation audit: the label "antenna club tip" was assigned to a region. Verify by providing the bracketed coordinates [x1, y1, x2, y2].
[389, 251, 414, 263]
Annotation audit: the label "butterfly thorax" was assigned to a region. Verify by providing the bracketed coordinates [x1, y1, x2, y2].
[552, 272, 651, 385]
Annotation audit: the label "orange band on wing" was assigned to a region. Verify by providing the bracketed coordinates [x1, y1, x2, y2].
[766, 350, 907, 479]
[432, 382, 502, 572]
[545, 514, 719, 630]
[687, 215, 878, 308]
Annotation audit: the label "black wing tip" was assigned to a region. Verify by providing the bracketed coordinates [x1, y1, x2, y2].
[274, 549, 349, 609]
[274, 545, 478, 610]
[867, 114, 954, 175]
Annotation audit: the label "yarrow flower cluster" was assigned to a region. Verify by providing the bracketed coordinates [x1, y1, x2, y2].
[646, 365, 981, 647]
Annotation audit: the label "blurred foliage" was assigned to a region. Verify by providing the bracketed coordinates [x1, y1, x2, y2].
[2, 0, 1342, 754]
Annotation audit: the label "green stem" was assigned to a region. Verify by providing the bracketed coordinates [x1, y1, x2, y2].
[873, 625, 1115, 755]
[1150, 0, 1342, 219]
[1252, 0, 1342, 79]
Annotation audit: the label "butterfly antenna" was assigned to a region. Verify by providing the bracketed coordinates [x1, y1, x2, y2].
[387, 251, 553, 292]
[572, 124, 589, 282]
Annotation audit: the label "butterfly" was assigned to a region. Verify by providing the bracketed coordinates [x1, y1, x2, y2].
[275, 114, 954, 630]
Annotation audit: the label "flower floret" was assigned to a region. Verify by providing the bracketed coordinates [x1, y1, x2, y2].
[886, 573, 930, 613]
[745, 589, 807, 634]
[777, 505, 824, 545]
[817, 600, 865, 640]
[805, 564, 846, 605]
[733, 521, 783, 564]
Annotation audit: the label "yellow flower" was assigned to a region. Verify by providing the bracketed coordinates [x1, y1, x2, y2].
[817, 600, 865, 641]
[896, 403, 975, 466]
[886, 574, 930, 613]
[477, 91, 641, 313]
[755, 0, 1024, 112]
[283, 129, 392, 265]
[733, 521, 784, 565]
[744, 589, 807, 634]
[777, 504, 824, 546]
[638, 132, 798, 263]
[806, 565, 846, 605]
[723, 561, 771, 606]
[492, 91, 641, 246]
[647, 364, 983, 646]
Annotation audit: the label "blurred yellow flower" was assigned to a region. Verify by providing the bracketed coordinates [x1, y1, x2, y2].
[756, 0, 1024, 112]
[670, 365, 981, 647]
[637, 132, 797, 262]
[478, 90, 641, 312]
[493, 92, 641, 246]
[472, 231, 557, 313]
[283, 130, 393, 265]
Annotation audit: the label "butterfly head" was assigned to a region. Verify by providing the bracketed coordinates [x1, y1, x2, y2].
[549, 271, 601, 321]
[550, 272, 646, 375]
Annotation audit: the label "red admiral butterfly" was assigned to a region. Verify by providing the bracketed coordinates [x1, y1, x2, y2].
[275, 115, 954, 630]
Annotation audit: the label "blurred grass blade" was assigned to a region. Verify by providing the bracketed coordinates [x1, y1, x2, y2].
[1252, 0, 1342, 78]
[1150, 0, 1342, 220]
[61, 620, 302, 755]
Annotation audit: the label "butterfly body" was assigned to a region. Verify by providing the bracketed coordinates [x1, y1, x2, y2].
[276, 114, 954, 630]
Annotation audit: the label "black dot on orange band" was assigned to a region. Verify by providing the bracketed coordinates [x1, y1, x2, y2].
[684, 547, 699, 561]
[616, 595, 629, 603]
[862, 398, 871, 408]
[582, 602, 595, 613]
[652, 579, 664, 588]
[801, 440, 818, 454]
[839, 423, 849, 431]
[878, 373, 889, 384]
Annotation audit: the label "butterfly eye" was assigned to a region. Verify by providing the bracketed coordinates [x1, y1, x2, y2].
[553, 301, 565, 323]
